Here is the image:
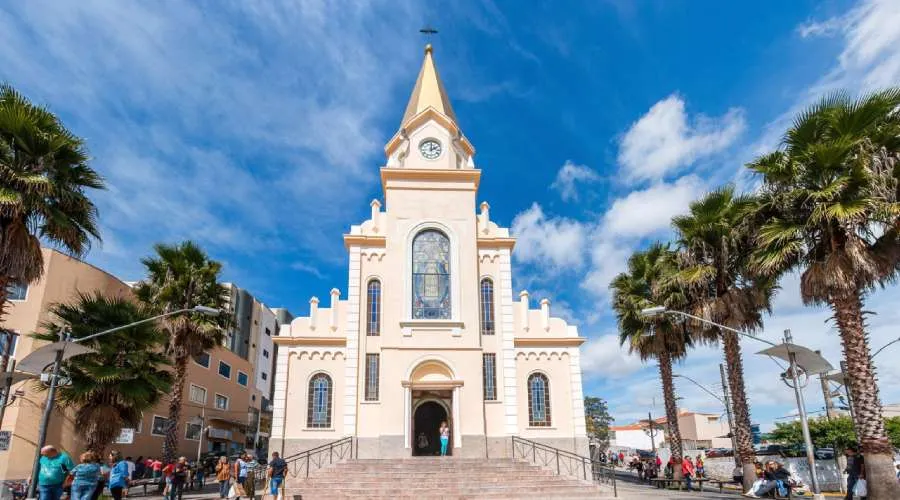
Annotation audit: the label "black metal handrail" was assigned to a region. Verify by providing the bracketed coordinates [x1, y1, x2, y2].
[281, 436, 355, 480]
[511, 436, 617, 497]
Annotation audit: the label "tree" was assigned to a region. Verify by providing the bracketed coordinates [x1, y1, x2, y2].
[584, 396, 613, 452]
[0, 84, 104, 378]
[769, 416, 857, 452]
[749, 89, 900, 498]
[610, 243, 693, 479]
[134, 241, 229, 462]
[672, 186, 776, 491]
[32, 292, 172, 455]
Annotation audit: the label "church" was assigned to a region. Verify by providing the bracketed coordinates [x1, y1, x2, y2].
[270, 45, 588, 459]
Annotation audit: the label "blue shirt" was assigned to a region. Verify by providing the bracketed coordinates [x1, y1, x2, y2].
[108, 460, 130, 488]
[39, 452, 75, 486]
[72, 463, 102, 487]
[237, 459, 253, 479]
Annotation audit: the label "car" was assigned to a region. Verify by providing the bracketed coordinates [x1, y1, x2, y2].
[814, 448, 834, 460]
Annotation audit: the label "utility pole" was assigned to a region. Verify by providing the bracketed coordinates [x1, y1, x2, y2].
[648, 411, 656, 453]
[196, 407, 206, 463]
[0, 331, 19, 429]
[839, 361, 855, 423]
[719, 364, 740, 467]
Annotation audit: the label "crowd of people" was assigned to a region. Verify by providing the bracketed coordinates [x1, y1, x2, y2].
[31, 445, 289, 500]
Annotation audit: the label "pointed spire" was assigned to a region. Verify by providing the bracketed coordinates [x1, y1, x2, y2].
[400, 44, 457, 129]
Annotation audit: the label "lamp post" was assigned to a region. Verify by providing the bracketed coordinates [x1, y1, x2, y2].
[25, 305, 220, 499]
[871, 335, 900, 359]
[640, 305, 826, 500]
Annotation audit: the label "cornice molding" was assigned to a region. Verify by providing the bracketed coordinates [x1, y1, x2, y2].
[273, 336, 347, 347]
[513, 337, 586, 347]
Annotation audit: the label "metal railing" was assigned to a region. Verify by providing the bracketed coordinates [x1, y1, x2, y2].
[281, 436, 355, 480]
[511, 436, 617, 497]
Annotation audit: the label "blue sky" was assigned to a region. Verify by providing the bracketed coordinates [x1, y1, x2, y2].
[2, 0, 900, 432]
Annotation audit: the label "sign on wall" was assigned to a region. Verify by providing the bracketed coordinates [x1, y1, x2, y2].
[114, 428, 135, 444]
[0, 430, 11, 450]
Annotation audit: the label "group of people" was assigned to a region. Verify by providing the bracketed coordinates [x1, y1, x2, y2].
[33, 445, 289, 500]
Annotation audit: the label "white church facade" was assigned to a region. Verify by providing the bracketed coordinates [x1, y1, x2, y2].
[270, 45, 589, 459]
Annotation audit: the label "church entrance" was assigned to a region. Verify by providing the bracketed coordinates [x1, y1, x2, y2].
[412, 392, 451, 456]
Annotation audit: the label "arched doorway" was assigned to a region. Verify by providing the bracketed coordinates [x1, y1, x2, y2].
[413, 400, 449, 456]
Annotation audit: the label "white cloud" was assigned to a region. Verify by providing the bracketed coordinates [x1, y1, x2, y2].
[511, 203, 587, 270]
[601, 175, 704, 239]
[617, 95, 745, 183]
[290, 262, 325, 279]
[796, 17, 844, 38]
[581, 334, 644, 379]
[550, 160, 600, 202]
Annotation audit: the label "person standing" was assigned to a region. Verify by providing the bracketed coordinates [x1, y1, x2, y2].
[37, 445, 75, 500]
[152, 458, 163, 479]
[695, 454, 705, 478]
[844, 446, 866, 500]
[234, 453, 256, 500]
[168, 457, 189, 500]
[215, 457, 231, 499]
[70, 452, 101, 500]
[682, 456, 695, 492]
[267, 452, 287, 498]
[107, 451, 130, 500]
[439, 421, 450, 457]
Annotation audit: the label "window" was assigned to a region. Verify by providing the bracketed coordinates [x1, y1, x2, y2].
[189, 384, 207, 404]
[307, 373, 332, 428]
[263, 349, 269, 359]
[365, 354, 379, 401]
[151, 416, 170, 436]
[218, 361, 231, 379]
[412, 230, 451, 319]
[265, 327, 271, 337]
[215, 394, 229, 411]
[193, 352, 210, 368]
[482, 353, 496, 401]
[528, 373, 551, 427]
[6, 283, 27, 301]
[366, 280, 381, 336]
[261, 372, 267, 381]
[1, 331, 19, 358]
[185, 423, 202, 441]
[479, 278, 495, 335]
[237, 371, 248, 386]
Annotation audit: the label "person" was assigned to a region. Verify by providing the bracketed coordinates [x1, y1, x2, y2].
[732, 463, 743, 485]
[134, 457, 145, 481]
[162, 460, 175, 496]
[268, 452, 287, 498]
[152, 458, 163, 479]
[618, 451, 625, 465]
[194, 461, 205, 490]
[37, 445, 75, 500]
[107, 451, 130, 500]
[70, 452, 101, 500]
[744, 461, 791, 498]
[682, 456, 695, 491]
[124, 457, 136, 483]
[844, 446, 865, 500]
[215, 457, 230, 499]
[655, 455, 662, 469]
[235, 453, 256, 500]
[695, 454, 704, 478]
[439, 421, 450, 457]
[92, 455, 110, 500]
[635, 459, 644, 480]
[167, 457, 188, 500]
[417, 432, 429, 451]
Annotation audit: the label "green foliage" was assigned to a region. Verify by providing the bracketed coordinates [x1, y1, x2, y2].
[31, 292, 172, 454]
[885, 417, 900, 449]
[768, 416, 857, 451]
[584, 396, 614, 449]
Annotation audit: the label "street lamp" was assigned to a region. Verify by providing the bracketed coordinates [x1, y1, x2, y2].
[639, 305, 827, 500]
[872, 335, 900, 359]
[24, 305, 221, 498]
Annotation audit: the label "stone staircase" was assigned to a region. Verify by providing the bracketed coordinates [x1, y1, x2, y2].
[284, 457, 614, 499]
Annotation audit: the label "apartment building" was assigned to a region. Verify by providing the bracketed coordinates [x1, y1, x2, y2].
[609, 409, 732, 452]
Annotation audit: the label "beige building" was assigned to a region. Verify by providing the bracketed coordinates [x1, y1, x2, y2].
[0, 249, 274, 481]
[657, 410, 732, 450]
[271, 45, 589, 459]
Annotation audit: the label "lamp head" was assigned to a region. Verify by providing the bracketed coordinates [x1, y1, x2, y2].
[640, 306, 667, 318]
[192, 305, 221, 316]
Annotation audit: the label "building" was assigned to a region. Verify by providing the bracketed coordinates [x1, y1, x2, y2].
[270, 45, 589, 459]
[608, 424, 656, 451]
[609, 409, 732, 452]
[0, 249, 287, 481]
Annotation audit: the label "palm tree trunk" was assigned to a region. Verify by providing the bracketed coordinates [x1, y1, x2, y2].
[832, 290, 900, 499]
[721, 330, 758, 493]
[658, 350, 683, 480]
[165, 352, 188, 463]
[0, 276, 11, 376]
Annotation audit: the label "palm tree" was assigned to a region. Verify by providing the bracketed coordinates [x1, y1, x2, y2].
[610, 243, 693, 479]
[0, 84, 104, 377]
[134, 241, 229, 462]
[749, 89, 900, 498]
[671, 186, 775, 491]
[32, 292, 172, 455]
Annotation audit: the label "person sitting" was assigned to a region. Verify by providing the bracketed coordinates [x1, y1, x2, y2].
[744, 461, 790, 498]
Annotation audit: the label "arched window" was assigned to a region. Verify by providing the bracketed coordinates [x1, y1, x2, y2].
[528, 373, 551, 427]
[307, 373, 332, 428]
[366, 279, 381, 336]
[479, 278, 495, 335]
[412, 230, 451, 319]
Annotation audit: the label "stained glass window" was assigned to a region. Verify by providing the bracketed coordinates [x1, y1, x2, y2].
[367, 280, 381, 336]
[528, 373, 551, 426]
[308, 373, 332, 428]
[365, 354, 379, 401]
[483, 353, 496, 401]
[480, 278, 495, 335]
[412, 230, 451, 319]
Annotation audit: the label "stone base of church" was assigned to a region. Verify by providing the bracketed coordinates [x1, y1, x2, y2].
[272, 435, 589, 461]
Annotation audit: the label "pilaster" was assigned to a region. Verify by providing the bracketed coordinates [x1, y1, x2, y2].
[499, 248, 518, 434]
[343, 247, 362, 435]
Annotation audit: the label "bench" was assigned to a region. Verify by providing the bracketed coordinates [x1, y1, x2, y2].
[127, 478, 163, 496]
[648, 478, 728, 493]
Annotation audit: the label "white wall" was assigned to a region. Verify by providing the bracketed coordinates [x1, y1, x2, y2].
[610, 429, 653, 450]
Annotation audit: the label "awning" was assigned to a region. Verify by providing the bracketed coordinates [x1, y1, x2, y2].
[756, 343, 833, 375]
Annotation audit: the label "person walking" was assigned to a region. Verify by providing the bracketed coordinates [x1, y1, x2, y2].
[682, 456, 695, 492]
[267, 452, 286, 498]
[168, 457, 189, 500]
[234, 453, 256, 500]
[439, 421, 450, 457]
[107, 451, 130, 500]
[844, 446, 866, 500]
[69, 452, 102, 500]
[37, 445, 75, 500]
[215, 457, 231, 499]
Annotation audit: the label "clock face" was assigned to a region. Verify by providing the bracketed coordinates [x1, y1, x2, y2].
[419, 139, 442, 160]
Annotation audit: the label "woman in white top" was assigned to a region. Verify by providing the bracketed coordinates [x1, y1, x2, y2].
[439, 421, 450, 457]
